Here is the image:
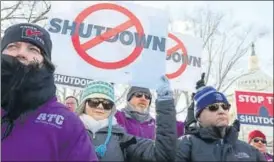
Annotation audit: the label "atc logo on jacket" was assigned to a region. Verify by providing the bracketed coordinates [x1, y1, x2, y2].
[35, 113, 65, 129]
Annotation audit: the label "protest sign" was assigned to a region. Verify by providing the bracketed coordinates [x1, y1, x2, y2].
[235, 90, 273, 126]
[47, 1, 169, 89]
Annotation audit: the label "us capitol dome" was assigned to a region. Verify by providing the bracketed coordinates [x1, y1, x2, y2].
[228, 43, 273, 154]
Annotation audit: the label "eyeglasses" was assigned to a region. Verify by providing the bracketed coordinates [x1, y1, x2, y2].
[66, 102, 76, 105]
[253, 138, 267, 144]
[134, 92, 151, 100]
[206, 103, 231, 112]
[86, 98, 114, 110]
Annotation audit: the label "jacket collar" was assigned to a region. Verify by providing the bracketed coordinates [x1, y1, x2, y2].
[194, 125, 239, 144]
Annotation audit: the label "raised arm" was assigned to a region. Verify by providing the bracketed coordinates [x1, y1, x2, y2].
[125, 76, 177, 162]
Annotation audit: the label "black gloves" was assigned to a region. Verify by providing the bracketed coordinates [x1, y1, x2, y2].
[191, 73, 206, 100]
[184, 73, 206, 135]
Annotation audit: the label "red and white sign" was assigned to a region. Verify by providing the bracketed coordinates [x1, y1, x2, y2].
[47, 1, 169, 89]
[166, 32, 203, 92]
[235, 90, 274, 126]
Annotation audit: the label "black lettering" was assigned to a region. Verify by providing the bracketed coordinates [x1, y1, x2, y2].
[152, 36, 166, 52]
[120, 31, 133, 45]
[93, 25, 106, 36]
[79, 24, 93, 38]
[172, 52, 181, 63]
[193, 56, 201, 68]
[187, 55, 192, 65]
[62, 20, 76, 36]
[134, 33, 152, 49]
[48, 18, 62, 33]
[166, 54, 172, 60]
[105, 27, 119, 42]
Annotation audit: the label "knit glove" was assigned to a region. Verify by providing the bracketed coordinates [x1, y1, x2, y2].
[156, 75, 173, 101]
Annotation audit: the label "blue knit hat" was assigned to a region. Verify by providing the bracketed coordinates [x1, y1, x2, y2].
[194, 86, 229, 119]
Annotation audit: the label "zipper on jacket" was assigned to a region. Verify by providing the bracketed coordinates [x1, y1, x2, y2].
[220, 139, 224, 145]
[220, 139, 224, 162]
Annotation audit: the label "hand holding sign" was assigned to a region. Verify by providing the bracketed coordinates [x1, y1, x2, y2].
[156, 75, 173, 101]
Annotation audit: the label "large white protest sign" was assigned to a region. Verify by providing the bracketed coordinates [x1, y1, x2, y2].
[166, 32, 203, 92]
[46, 1, 169, 89]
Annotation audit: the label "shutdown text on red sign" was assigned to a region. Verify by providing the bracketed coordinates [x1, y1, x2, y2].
[235, 91, 273, 127]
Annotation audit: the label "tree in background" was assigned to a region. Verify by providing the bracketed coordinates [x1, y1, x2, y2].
[1, 1, 269, 113]
[168, 6, 269, 114]
[1, 1, 51, 33]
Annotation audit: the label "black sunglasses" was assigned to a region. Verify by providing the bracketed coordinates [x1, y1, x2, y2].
[253, 138, 267, 144]
[206, 103, 231, 112]
[86, 98, 114, 110]
[134, 92, 151, 100]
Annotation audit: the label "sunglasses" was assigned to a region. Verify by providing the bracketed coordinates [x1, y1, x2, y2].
[134, 92, 151, 100]
[86, 98, 114, 110]
[206, 103, 231, 112]
[253, 138, 267, 144]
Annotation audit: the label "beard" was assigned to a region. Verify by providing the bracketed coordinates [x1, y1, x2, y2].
[1, 54, 56, 140]
[1, 54, 56, 119]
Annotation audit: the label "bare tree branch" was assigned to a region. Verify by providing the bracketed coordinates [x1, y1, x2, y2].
[115, 87, 129, 104]
[221, 72, 252, 93]
[173, 5, 269, 111]
[1, 1, 51, 32]
[31, 2, 51, 23]
[1, 1, 22, 21]
[27, 1, 36, 22]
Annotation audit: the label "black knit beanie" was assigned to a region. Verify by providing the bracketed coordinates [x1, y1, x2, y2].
[1, 23, 52, 60]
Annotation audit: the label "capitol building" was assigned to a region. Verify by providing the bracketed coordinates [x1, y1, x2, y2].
[228, 43, 273, 154]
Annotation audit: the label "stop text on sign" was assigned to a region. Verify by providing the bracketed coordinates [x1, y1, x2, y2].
[238, 94, 273, 104]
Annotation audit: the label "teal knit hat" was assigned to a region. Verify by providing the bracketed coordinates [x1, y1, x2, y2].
[77, 81, 115, 115]
[78, 81, 116, 159]
[80, 81, 114, 103]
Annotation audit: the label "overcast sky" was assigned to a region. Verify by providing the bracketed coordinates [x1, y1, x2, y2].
[133, 1, 273, 78]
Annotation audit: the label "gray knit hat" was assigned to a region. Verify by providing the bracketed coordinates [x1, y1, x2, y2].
[127, 86, 152, 105]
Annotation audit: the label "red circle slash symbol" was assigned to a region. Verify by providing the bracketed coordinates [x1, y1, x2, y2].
[166, 33, 188, 79]
[71, 3, 145, 69]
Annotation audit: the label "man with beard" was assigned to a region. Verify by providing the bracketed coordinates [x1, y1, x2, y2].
[1, 23, 98, 161]
[176, 86, 266, 161]
[115, 86, 184, 139]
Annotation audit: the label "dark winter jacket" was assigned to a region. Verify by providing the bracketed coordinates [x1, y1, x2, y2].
[88, 99, 177, 162]
[176, 124, 267, 161]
